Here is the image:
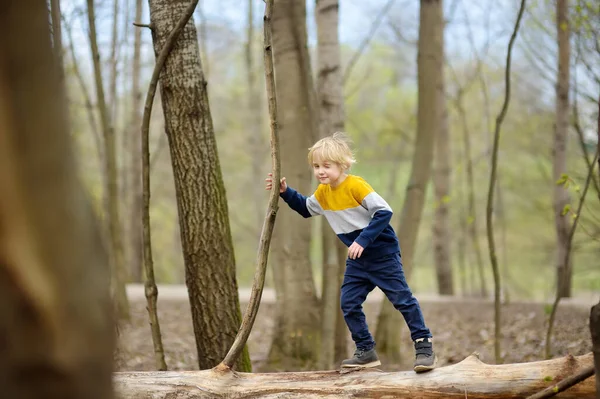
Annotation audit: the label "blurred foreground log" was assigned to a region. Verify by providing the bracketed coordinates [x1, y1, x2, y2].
[115, 352, 595, 398]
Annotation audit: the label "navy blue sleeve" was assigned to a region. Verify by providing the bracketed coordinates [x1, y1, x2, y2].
[354, 210, 393, 249]
[280, 187, 312, 218]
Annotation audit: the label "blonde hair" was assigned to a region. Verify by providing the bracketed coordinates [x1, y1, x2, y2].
[308, 132, 356, 170]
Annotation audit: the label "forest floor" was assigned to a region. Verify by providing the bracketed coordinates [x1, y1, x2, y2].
[115, 285, 597, 373]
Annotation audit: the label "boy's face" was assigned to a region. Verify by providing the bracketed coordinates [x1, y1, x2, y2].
[312, 155, 346, 187]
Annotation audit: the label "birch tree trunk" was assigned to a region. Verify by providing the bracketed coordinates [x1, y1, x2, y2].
[375, 0, 443, 360]
[554, 0, 572, 299]
[431, 27, 453, 295]
[315, 0, 347, 370]
[268, 0, 321, 370]
[148, 0, 251, 371]
[128, 0, 144, 283]
[87, 0, 130, 321]
[0, 1, 114, 396]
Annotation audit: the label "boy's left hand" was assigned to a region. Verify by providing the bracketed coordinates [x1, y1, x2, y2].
[348, 242, 364, 259]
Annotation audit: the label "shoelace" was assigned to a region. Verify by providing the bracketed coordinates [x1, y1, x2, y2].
[354, 349, 365, 358]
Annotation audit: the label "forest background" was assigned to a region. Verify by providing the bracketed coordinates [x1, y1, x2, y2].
[62, 0, 599, 299]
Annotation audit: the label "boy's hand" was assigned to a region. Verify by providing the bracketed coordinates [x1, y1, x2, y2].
[265, 173, 287, 193]
[348, 242, 364, 259]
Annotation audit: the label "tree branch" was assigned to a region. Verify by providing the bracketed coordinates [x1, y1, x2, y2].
[342, 0, 396, 85]
[133, 22, 153, 29]
[525, 366, 595, 399]
[218, 0, 280, 370]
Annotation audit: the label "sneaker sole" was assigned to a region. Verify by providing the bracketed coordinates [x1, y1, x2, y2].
[341, 360, 381, 368]
[413, 356, 437, 373]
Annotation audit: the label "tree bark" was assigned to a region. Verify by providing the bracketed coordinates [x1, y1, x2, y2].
[0, 1, 114, 397]
[432, 21, 453, 296]
[315, 0, 347, 370]
[554, 0, 572, 299]
[267, 0, 321, 370]
[87, 0, 130, 321]
[114, 353, 596, 398]
[375, 0, 443, 360]
[148, 0, 250, 371]
[129, 0, 144, 283]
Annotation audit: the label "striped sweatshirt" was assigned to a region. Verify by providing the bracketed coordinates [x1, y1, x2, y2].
[280, 174, 400, 260]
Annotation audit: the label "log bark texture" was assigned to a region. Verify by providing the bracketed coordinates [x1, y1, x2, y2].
[115, 353, 595, 398]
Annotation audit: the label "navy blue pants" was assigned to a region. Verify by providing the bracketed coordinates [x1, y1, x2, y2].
[341, 252, 431, 350]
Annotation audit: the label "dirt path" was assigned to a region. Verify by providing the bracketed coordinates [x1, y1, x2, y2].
[126, 284, 599, 307]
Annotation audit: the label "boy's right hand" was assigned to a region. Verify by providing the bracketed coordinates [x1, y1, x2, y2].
[265, 173, 287, 193]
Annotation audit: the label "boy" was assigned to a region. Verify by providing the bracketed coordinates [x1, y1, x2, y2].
[265, 132, 437, 373]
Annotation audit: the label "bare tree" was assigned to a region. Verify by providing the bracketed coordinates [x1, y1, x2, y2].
[268, 0, 321, 369]
[129, 0, 144, 283]
[147, 0, 251, 371]
[431, 15, 453, 295]
[375, 0, 444, 360]
[553, 0, 572, 299]
[315, 0, 347, 370]
[0, 1, 114, 396]
[86, 0, 130, 321]
[486, 0, 527, 364]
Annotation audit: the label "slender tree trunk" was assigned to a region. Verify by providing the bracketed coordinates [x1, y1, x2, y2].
[0, 1, 114, 396]
[148, 0, 251, 371]
[268, 0, 321, 370]
[455, 90, 487, 297]
[109, 0, 120, 117]
[87, 0, 130, 321]
[315, 0, 346, 370]
[486, 0, 526, 364]
[554, 0, 572, 299]
[375, 0, 443, 359]
[432, 31, 453, 295]
[129, 0, 144, 283]
[246, 0, 266, 229]
[456, 124, 468, 296]
[64, 19, 104, 173]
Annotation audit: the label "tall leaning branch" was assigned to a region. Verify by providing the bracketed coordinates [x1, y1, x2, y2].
[486, 0, 526, 364]
[219, 0, 279, 370]
[140, 0, 200, 371]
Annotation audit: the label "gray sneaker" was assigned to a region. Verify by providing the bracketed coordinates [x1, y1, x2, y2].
[341, 347, 381, 368]
[413, 337, 437, 373]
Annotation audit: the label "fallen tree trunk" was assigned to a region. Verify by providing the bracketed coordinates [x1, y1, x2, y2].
[115, 352, 595, 398]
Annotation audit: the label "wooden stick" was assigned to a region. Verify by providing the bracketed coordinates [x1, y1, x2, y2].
[218, 0, 280, 370]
